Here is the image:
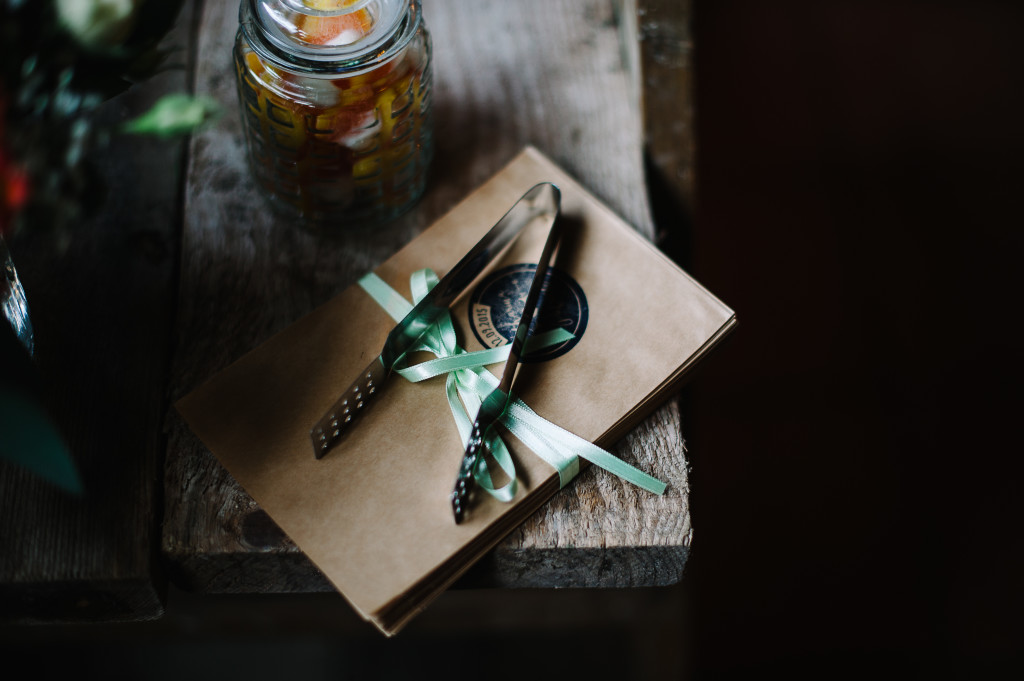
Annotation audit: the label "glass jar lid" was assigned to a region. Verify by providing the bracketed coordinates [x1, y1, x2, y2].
[245, 0, 414, 69]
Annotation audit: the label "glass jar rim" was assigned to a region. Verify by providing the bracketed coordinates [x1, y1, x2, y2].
[240, 0, 421, 76]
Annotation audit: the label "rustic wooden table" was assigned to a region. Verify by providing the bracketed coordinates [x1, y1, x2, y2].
[0, 0, 695, 622]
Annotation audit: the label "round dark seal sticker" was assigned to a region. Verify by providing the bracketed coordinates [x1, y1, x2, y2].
[468, 263, 588, 363]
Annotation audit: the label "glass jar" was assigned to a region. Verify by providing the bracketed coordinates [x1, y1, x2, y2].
[234, 0, 433, 229]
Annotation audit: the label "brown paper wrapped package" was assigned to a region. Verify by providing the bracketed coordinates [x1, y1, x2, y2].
[176, 147, 736, 634]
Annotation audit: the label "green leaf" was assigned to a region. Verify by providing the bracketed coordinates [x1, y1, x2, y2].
[121, 93, 221, 138]
[0, 325, 82, 495]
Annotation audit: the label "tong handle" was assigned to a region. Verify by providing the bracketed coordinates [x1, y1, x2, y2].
[311, 357, 388, 459]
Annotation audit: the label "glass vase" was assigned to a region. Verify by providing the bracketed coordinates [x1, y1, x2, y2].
[0, 235, 34, 356]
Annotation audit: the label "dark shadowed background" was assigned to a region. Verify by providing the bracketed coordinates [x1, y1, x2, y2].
[682, 0, 1023, 676]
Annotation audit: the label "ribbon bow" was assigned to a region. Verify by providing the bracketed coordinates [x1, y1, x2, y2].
[359, 269, 667, 502]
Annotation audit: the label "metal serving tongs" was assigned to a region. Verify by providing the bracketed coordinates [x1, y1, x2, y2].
[311, 182, 562, 459]
[449, 195, 564, 524]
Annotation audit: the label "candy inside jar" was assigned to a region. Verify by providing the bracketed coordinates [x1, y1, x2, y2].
[235, 0, 433, 229]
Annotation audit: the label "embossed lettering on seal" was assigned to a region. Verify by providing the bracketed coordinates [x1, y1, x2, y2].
[468, 263, 588, 363]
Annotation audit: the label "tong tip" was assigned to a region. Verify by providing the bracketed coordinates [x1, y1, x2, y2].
[311, 358, 387, 460]
[311, 431, 332, 459]
[450, 428, 483, 523]
[450, 490, 465, 524]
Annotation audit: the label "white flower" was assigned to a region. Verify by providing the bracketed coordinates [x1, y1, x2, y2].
[56, 0, 141, 49]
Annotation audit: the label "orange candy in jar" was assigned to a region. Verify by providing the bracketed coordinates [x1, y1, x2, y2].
[235, 0, 432, 228]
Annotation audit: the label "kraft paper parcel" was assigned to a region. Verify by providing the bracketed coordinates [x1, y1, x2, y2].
[176, 147, 736, 634]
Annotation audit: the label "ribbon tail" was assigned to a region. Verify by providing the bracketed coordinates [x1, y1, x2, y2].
[504, 400, 667, 495]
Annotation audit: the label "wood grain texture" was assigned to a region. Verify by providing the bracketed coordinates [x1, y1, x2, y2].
[0, 5, 195, 622]
[637, 0, 696, 221]
[163, 0, 691, 592]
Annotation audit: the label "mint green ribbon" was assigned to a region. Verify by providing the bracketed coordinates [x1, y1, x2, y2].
[359, 269, 667, 502]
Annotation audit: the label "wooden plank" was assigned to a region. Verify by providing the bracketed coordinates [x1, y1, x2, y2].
[163, 0, 692, 593]
[0, 4, 195, 622]
[635, 0, 696, 243]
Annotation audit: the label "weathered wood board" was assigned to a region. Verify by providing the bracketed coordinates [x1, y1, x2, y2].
[638, 0, 696, 212]
[163, 0, 692, 593]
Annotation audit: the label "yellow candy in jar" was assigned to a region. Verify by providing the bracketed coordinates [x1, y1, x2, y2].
[234, 0, 433, 228]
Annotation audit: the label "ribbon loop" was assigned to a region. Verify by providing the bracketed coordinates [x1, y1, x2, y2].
[358, 271, 667, 501]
